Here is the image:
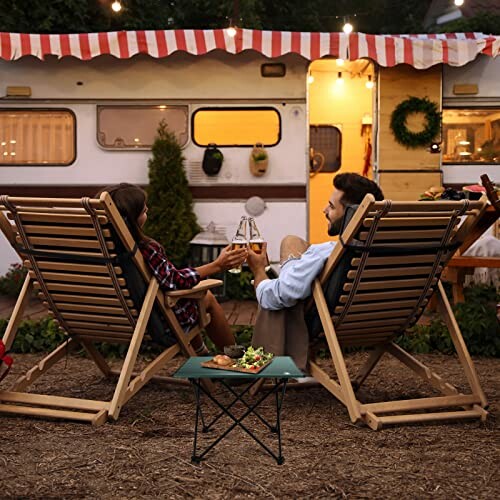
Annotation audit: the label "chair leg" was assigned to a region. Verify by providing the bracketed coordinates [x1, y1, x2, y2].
[436, 281, 488, 407]
[2, 274, 32, 351]
[352, 345, 387, 391]
[12, 338, 77, 392]
[108, 279, 159, 420]
[312, 281, 361, 423]
[80, 340, 112, 378]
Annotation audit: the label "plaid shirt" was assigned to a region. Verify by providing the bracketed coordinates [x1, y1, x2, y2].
[140, 239, 201, 332]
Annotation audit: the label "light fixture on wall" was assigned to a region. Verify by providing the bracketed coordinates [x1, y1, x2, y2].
[336, 72, 344, 85]
[365, 75, 374, 89]
[111, 1, 122, 12]
[430, 142, 441, 154]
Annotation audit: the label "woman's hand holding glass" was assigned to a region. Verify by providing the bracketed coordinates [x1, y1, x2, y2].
[215, 244, 248, 272]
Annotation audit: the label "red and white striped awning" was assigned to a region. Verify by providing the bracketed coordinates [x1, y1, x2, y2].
[0, 29, 498, 69]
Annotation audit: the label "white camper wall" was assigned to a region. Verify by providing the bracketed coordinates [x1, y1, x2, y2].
[0, 51, 309, 272]
[0, 51, 308, 100]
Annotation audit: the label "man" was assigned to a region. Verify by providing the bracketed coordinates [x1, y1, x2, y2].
[247, 173, 384, 371]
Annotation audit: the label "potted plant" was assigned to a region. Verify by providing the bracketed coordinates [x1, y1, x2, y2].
[249, 143, 269, 177]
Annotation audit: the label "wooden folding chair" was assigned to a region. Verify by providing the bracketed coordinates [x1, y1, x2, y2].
[306, 194, 489, 430]
[0, 193, 220, 425]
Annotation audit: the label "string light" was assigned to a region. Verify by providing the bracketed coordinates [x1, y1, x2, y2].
[343, 21, 353, 34]
[365, 75, 374, 89]
[111, 1, 122, 13]
[307, 73, 315, 84]
[336, 58, 345, 66]
[336, 72, 344, 85]
[454, 0, 464, 6]
[226, 26, 237, 37]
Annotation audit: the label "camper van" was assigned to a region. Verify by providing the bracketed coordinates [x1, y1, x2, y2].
[0, 30, 498, 273]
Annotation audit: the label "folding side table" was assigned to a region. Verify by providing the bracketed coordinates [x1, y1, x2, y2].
[174, 356, 303, 465]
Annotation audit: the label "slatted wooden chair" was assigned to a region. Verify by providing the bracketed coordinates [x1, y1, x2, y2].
[305, 194, 489, 430]
[0, 193, 220, 425]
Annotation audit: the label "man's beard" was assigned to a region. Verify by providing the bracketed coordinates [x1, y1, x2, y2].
[327, 217, 343, 236]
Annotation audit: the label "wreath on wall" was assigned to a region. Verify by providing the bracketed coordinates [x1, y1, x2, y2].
[390, 96, 441, 149]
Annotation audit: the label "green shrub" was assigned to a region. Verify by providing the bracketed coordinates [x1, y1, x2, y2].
[225, 267, 277, 301]
[0, 263, 28, 297]
[225, 270, 256, 300]
[0, 317, 66, 353]
[145, 120, 200, 267]
[0, 316, 165, 359]
[2, 285, 497, 358]
[396, 285, 500, 357]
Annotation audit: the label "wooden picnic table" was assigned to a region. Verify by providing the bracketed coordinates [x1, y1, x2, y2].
[442, 175, 500, 303]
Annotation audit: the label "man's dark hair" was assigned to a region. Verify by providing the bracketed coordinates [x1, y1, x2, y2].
[333, 173, 384, 206]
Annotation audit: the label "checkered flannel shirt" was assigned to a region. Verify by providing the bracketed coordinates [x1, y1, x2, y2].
[140, 239, 201, 331]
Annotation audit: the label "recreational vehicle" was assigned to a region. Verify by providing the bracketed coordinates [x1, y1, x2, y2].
[0, 30, 499, 272]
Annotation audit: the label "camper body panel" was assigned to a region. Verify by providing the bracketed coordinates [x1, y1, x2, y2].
[0, 52, 309, 272]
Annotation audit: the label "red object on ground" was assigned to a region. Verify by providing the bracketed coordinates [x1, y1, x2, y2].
[0, 339, 13, 383]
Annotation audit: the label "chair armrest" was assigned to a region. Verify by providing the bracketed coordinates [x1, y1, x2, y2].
[164, 279, 223, 311]
[164, 279, 223, 298]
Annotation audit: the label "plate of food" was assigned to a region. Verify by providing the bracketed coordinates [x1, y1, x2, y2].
[201, 346, 274, 373]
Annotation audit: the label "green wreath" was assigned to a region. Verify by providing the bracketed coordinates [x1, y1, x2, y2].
[390, 96, 441, 149]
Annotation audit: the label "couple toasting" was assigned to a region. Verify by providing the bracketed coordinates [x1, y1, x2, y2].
[100, 173, 383, 368]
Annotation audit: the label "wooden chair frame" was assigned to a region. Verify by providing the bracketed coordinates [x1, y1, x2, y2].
[0, 193, 219, 425]
[306, 195, 489, 430]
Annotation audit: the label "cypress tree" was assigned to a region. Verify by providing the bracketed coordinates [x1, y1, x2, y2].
[145, 120, 200, 266]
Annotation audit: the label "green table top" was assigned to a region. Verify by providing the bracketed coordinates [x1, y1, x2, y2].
[174, 356, 304, 379]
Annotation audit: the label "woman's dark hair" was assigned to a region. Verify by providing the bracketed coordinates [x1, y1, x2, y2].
[333, 173, 384, 206]
[95, 183, 149, 244]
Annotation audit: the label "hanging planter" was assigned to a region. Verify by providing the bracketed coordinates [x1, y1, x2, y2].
[390, 96, 441, 149]
[202, 143, 224, 176]
[249, 143, 269, 177]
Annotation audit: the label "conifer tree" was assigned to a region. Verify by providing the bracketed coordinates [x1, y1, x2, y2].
[145, 121, 200, 266]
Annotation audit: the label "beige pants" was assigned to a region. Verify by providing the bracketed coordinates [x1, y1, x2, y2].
[251, 235, 311, 371]
[251, 302, 309, 371]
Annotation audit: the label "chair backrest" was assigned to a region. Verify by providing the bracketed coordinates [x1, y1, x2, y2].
[0, 194, 174, 346]
[307, 195, 486, 347]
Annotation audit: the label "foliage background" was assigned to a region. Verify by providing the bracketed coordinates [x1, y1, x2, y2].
[0, 0, 497, 34]
[1, 285, 498, 357]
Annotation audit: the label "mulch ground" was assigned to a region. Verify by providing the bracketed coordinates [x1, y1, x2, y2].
[1, 352, 499, 499]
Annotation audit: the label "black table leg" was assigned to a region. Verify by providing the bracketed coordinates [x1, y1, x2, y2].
[188, 377, 289, 464]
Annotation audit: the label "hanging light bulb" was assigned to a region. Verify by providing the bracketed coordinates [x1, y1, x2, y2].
[307, 73, 315, 84]
[336, 58, 345, 66]
[111, 1, 122, 12]
[343, 21, 353, 34]
[336, 72, 344, 85]
[365, 75, 374, 89]
[454, 0, 464, 6]
[226, 26, 237, 37]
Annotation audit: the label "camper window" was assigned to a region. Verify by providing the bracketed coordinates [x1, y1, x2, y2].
[97, 105, 188, 149]
[309, 124, 342, 173]
[442, 108, 500, 165]
[0, 109, 75, 166]
[192, 107, 281, 147]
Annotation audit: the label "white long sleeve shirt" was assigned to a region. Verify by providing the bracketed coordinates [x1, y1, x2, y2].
[256, 241, 336, 310]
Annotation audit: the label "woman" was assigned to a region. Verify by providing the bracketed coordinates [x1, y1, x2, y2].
[97, 183, 247, 354]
